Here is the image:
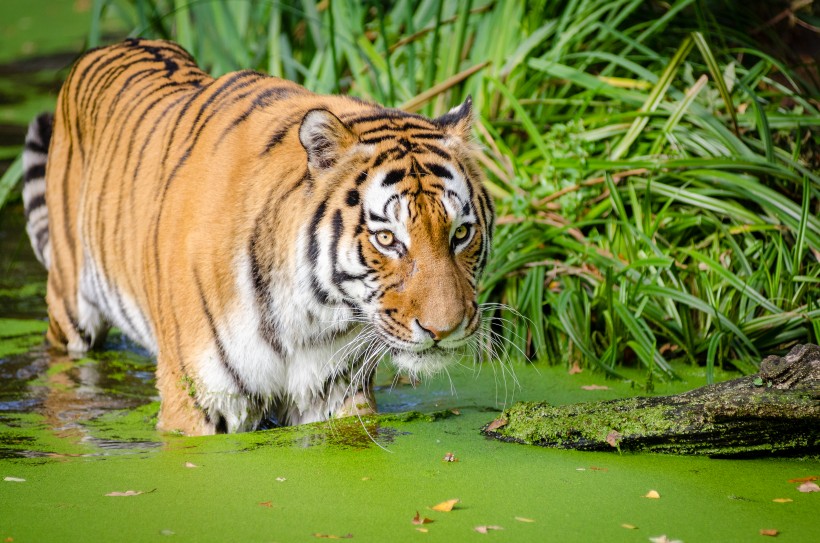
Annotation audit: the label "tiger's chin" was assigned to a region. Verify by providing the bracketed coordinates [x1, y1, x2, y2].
[388, 345, 465, 380]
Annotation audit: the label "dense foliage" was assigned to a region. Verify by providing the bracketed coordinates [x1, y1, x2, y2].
[4, 0, 818, 386]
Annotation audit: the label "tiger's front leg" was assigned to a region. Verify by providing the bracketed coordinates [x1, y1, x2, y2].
[155, 352, 217, 435]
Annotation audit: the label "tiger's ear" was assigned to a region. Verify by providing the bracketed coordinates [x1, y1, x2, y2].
[433, 96, 473, 140]
[299, 109, 357, 171]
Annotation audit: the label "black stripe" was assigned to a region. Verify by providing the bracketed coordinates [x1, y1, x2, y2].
[23, 193, 45, 219]
[24, 164, 45, 182]
[425, 163, 452, 179]
[193, 268, 253, 398]
[307, 202, 332, 304]
[261, 115, 302, 155]
[248, 187, 284, 356]
[382, 169, 405, 186]
[422, 143, 451, 160]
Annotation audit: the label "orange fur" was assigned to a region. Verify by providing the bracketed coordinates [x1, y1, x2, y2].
[27, 39, 494, 435]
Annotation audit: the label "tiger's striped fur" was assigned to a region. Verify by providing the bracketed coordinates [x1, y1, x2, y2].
[23, 38, 494, 435]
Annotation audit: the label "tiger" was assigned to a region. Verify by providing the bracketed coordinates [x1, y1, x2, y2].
[22, 38, 494, 436]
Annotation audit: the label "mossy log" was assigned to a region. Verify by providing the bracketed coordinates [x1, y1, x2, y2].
[482, 344, 820, 457]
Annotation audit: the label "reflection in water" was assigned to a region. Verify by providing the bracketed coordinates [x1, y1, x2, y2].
[0, 332, 162, 457]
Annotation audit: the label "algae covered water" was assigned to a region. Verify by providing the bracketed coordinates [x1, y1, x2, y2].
[1, 198, 818, 541]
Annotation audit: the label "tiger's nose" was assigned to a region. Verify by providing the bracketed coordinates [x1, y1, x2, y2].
[415, 319, 460, 341]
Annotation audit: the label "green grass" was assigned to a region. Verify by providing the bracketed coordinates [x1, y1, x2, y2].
[4, 0, 819, 384]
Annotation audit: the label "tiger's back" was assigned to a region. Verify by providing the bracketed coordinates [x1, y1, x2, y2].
[26, 38, 494, 435]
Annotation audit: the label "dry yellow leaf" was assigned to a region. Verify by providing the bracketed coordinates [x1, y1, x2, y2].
[105, 490, 143, 497]
[184, 462, 198, 468]
[430, 499, 460, 512]
[514, 517, 535, 523]
[772, 498, 793, 503]
[621, 524, 637, 530]
[644, 490, 661, 499]
[415, 528, 428, 533]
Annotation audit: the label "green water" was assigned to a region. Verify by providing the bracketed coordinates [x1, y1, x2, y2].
[1, 4, 818, 542]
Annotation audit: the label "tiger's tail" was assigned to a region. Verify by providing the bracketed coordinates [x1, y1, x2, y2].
[22, 112, 53, 270]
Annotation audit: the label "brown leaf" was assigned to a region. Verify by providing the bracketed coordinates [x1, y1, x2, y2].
[568, 362, 583, 375]
[485, 418, 507, 432]
[589, 466, 609, 472]
[621, 524, 637, 530]
[106, 490, 143, 497]
[581, 385, 610, 391]
[443, 452, 458, 462]
[760, 529, 779, 537]
[643, 490, 661, 499]
[474, 526, 503, 534]
[605, 430, 622, 447]
[259, 501, 273, 508]
[787, 475, 818, 483]
[797, 482, 820, 493]
[430, 499, 460, 512]
[772, 498, 793, 503]
[412, 512, 433, 525]
[312, 534, 353, 539]
[514, 517, 535, 523]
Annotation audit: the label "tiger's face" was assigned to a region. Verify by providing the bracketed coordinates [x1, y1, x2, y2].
[299, 98, 493, 376]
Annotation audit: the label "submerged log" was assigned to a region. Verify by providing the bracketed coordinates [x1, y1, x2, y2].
[482, 344, 820, 457]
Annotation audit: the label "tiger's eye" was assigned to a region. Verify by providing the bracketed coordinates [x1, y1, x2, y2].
[376, 231, 394, 247]
[454, 224, 469, 240]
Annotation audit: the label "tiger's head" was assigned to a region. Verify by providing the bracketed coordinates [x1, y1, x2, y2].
[298, 97, 494, 377]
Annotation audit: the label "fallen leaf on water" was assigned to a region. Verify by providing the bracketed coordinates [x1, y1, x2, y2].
[581, 385, 610, 391]
[443, 452, 458, 462]
[184, 462, 198, 468]
[415, 528, 428, 533]
[361, 477, 371, 481]
[649, 535, 683, 543]
[797, 482, 820, 493]
[514, 517, 535, 523]
[788, 475, 817, 483]
[772, 498, 793, 503]
[568, 362, 583, 374]
[159, 529, 175, 536]
[759, 529, 778, 537]
[450, 409, 461, 415]
[474, 526, 503, 534]
[106, 490, 143, 497]
[412, 512, 433, 525]
[4, 537, 13, 542]
[3, 477, 25, 482]
[276, 477, 287, 482]
[644, 490, 661, 499]
[589, 466, 608, 472]
[485, 418, 507, 432]
[259, 501, 273, 508]
[605, 430, 622, 447]
[431, 499, 460, 512]
[622, 524, 638, 530]
[312, 534, 353, 539]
